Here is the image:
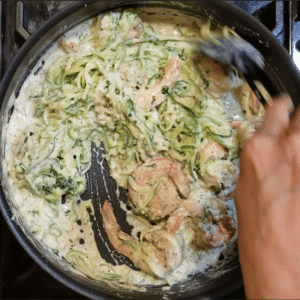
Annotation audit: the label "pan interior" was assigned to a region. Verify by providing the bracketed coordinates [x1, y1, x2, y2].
[0, 2, 263, 299]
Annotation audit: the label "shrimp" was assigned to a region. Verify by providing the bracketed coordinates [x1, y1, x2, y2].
[125, 17, 144, 39]
[135, 57, 181, 111]
[230, 81, 269, 149]
[57, 38, 83, 54]
[234, 81, 269, 119]
[128, 157, 191, 220]
[165, 196, 236, 250]
[195, 138, 237, 190]
[182, 215, 235, 251]
[119, 61, 146, 89]
[199, 56, 243, 95]
[231, 118, 263, 149]
[197, 138, 227, 160]
[101, 201, 184, 279]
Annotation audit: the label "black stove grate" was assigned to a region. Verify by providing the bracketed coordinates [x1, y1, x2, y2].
[0, 1, 299, 299]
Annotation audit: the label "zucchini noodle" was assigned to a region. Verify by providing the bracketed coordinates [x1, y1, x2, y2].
[6, 8, 261, 284]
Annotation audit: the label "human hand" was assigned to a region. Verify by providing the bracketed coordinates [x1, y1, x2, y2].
[234, 93, 300, 299]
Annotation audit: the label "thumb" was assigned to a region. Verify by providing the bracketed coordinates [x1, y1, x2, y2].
[256, 93, 293, 139]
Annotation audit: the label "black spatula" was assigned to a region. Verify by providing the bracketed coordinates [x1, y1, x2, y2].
[194, 37, 280, 105]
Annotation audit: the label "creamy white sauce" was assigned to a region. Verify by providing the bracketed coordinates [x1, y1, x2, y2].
[2, 7, 243, 295]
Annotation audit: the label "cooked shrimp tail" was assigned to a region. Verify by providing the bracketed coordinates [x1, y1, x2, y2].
[57, 38, 83, 54]
[101, 200, 184, 278]
[101, 201, 153, 274]
[165, 198, 236, 250]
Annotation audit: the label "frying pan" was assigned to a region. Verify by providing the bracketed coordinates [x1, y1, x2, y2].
[1, 1, 300, 299]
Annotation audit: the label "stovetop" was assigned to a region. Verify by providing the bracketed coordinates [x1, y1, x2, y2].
[0, 1, 299, 299]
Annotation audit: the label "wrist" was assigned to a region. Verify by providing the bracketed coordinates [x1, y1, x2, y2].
[240, 238, 300, 299]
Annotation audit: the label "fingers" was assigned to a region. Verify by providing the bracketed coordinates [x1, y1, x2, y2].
[285, 127, 300, 181]
[256, 93, 293, 139]
[282, 96, 300, 173]
[236, 94, 294, 202]
[287, 100, 300, 134]
[239, 135, 285, 182]
[257, 161, 294, 209]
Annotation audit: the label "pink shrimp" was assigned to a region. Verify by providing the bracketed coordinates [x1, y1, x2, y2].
[199, 56, 242, 94]
[165, 197, 236, 250]
[197, 138, 227, 160]
[125, 17, 144, 39]
[234, 81, 269, 119]
[135, 57, 181, 110]
[231, 118, 263, 149]
[57, 38, 83, 54]
[128, 157, 191, 220]
[101, 201, 184, 278]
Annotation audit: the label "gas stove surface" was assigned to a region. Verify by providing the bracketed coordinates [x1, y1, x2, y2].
[0, 1, 299, 299]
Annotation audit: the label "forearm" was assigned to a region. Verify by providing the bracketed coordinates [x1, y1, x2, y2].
[239, 236, 300, 299]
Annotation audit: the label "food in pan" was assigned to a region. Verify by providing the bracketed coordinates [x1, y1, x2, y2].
[4, 8, 265, 287]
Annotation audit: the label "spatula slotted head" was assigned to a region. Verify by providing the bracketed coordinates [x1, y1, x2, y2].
[196, 37, 280, 103]
[196, 37, 265, 79]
